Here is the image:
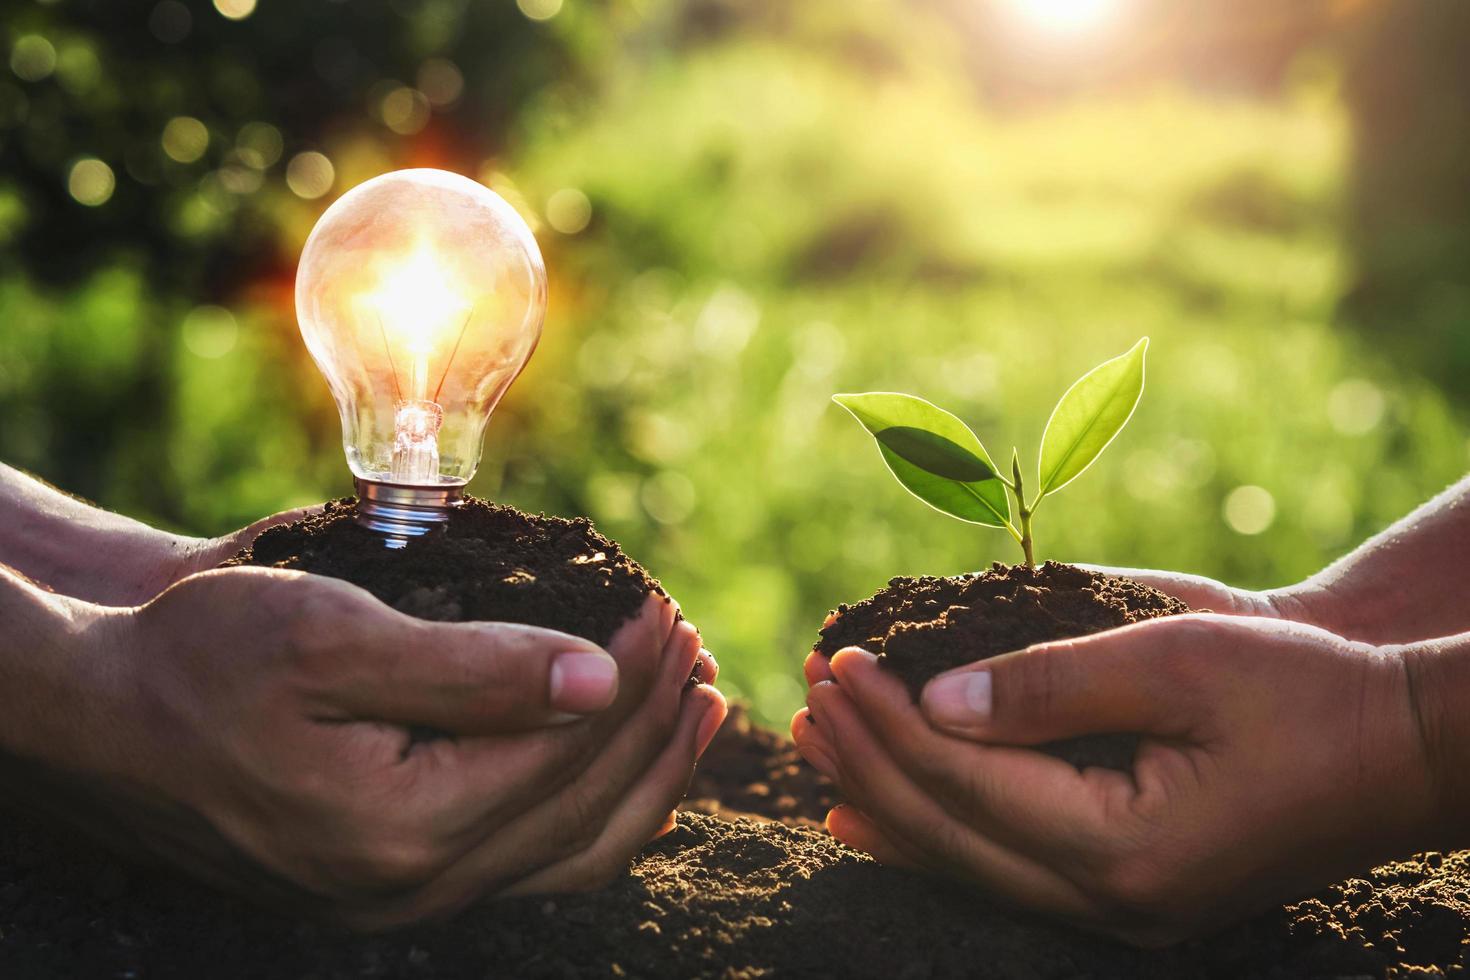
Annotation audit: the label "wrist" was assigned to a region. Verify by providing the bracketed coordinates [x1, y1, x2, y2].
[1396, 633, 1470, 847]
[0, 573, 137, 779]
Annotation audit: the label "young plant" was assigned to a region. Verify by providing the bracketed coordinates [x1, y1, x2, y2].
[834, 337, 1148, 568]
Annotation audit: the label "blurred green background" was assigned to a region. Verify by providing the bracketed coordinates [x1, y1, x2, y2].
[3, 0, 1468, 725]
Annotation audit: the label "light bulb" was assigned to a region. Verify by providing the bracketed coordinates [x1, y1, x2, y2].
[295, 168, 547, 545]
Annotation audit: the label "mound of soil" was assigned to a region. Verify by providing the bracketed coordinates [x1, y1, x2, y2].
[226, 497, 664, 648]
[3, 710, 1470, 979]
[814, 561, 1191, 769]
[683, 703, 838, 827]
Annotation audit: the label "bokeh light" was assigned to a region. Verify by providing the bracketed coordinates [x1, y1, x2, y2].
[236, 122, 283, 170]
[517, 0, 563, 22]
[379, 86, 430, 135]
[546, 187, 592, 234]
[285, 151, 334, 199]
[641, 470, 697, 525]
[417, 58, 464, 108]
[55, 42, 101, 94]
[162, 116, 210, 164]
[212, 0, 257, 21]
[1223, 485, 1277, 536]
[10, 36, 57, 83]
[67, 158, 114, 206]
[1326, 379, 1387, 435]
[181, 306, 239, 359]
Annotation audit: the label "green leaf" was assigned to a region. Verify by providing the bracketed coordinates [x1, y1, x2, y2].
[833, 392, 1011, 528]
[1037, 337, 1149, 497]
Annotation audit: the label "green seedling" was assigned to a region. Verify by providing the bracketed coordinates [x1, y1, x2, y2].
[834, 337, 1148, 568]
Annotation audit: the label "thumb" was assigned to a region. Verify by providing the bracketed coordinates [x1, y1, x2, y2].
[919, 618, 1204, 744]
[191, 506, 324, 569]
[325, 616, 624, 735]
[1075, 564, 1274, 617]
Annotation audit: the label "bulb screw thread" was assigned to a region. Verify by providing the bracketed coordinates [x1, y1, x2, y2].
[354, 478, 464, 549]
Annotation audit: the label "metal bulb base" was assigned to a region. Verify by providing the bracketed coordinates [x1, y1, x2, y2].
[354, 478, 464, 549]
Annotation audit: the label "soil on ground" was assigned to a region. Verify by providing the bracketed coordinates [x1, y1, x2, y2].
[815, 561, 1191, 770]
[2, 509, 1468, 978]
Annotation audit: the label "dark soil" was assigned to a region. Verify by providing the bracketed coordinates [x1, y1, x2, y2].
[226, 497, 665, 648]
[4, 517, 1469, 978]
[814, 561, 1192, 769]
[683, 703, 838, 827]
[4, 711, 1470, 979]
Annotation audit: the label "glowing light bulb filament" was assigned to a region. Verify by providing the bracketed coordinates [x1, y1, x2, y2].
[365, 241, 475, 484]
[390, 398, 444, 483]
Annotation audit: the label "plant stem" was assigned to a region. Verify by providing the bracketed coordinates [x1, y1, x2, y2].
[1018, 507, 1034, 567]
[1010, 449, 1035, 568]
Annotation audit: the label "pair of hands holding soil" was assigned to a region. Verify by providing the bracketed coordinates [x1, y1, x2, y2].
[794, 478, 1470, 946]
[0, 465, 725, 927]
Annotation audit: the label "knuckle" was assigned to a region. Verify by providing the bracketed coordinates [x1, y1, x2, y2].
[561, 853, 627, 893]
[549, 787, 607, 856]
[953, 763, 998, 814]
[1008, 649, 1074, 726]
[283, 589, 370, 667]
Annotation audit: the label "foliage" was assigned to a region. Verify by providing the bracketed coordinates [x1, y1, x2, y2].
[835, 339, 1146, 566]
[0, 2, 1467, 726]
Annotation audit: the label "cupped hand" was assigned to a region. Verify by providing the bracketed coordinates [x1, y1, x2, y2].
[793, 615, 1433, 946]
[800, 566, 1322, 690]
[81, 566, 723, 927]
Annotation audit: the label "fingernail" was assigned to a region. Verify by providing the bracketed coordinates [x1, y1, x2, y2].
[923, 670, 992, 730]
[549, 651, 618, 714]
[692, 648, 718, 685]
[650, 811, 678, 841]
[695, 702, 725, 757]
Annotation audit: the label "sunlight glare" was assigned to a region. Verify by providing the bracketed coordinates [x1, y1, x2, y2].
[1006, 0, 1116, 34]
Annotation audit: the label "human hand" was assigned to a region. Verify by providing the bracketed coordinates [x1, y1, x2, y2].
[792, 615, 1431, 946]
[796, 566, 1317, 691]
[0, 460, 322, 606]
[20, 505, 322, 607]
[153, 505, 322, 590]
[58, 567, 723, 928]
[1076, 564, 1317, 621]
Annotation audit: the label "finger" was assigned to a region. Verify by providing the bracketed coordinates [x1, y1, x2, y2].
[825, 651, 1122, 852]
[649, 810, 679, 841]
[238, 505, 322, 543]
[413, 601, 698, 832]
[804, 650, 835, 686]
[401, 683, 721, 918]
[825, 805, 922, 870]
[694, 645, 719, 685]
[806, 682, 1095, 917]
[790, 707, 837, 778]
[917, 617, 1212, 744]
[503, 684, 728, 896]
[195, 506, 324, 567]
[323, 589, 678, 735]
[1076, 565, 1269, 617]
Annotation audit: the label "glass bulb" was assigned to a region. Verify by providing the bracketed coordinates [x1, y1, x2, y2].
[295, 168, 547, 544]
